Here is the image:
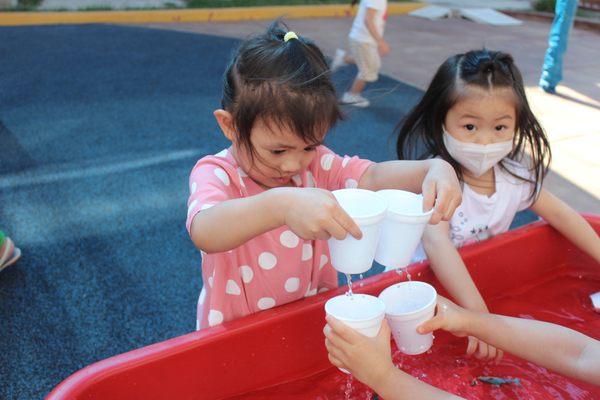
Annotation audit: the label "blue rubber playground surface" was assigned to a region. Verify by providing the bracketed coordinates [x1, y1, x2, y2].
[0, 24, 535, 399]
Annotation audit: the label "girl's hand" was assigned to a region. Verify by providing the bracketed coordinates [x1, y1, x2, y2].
[422, 159, 462, 224]
[377, 39, 390, 56]
[418, 296, 504, 363]
[282, 188, 363, 241]
[418, 295, 470, 337]
[324, 316, 395, 389]
[466, 336, 504, 364]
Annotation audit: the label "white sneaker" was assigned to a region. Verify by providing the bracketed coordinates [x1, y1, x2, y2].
[341, 92, 370, 108]
[330, 49, 346, 72]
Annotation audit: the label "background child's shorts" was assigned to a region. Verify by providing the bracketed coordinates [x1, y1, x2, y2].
[349, 39, 381, 82]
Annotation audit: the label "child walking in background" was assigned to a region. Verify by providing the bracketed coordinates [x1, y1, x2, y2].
[330, 0, 389, 107]
[396, 49, 600, 359]
[186, 21, 461, 330]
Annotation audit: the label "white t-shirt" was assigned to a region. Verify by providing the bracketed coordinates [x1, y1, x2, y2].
[349, 0, 388, 46]
[412, 159, 538, 262]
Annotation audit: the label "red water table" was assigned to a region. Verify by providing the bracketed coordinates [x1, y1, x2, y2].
[47, 216, 600, 399]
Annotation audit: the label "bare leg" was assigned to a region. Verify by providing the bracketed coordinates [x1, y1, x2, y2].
[350, 78, 367, 95]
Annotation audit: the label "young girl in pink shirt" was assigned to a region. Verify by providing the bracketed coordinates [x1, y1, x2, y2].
[186, 21, 462, 330]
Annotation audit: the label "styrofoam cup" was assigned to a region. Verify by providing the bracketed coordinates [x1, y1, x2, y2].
[328, 189, 388, 274]
[378, 281, 437, 355]
[325, 294, 386, 373]
[374, 190, 433, 271]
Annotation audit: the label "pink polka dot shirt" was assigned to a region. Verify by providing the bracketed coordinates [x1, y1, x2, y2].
[186, 146, 373, 329]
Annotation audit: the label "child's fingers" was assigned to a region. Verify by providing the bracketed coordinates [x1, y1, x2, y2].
[326, 315, 361, 343]
[324, 322, 352, 349]
[324, 219, 349, 241]
[417, 315, 444, 334]
[380, 318, 391, 337]
[433, 190, 450, 222]
[466, 336, 478, 356]
[494, 349, 504, 365]
[475, 340, 490, 360]
[323, 324, 344, 346]
[325, 338, 347, 364]
[487, 344, 497, 362]
[327, 353, 345, 369]
[333, 208, 362, 240]
[421, 180, 436, 213]
[443, 196, 461, 221]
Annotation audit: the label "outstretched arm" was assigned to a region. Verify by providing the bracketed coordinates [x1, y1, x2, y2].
[419, 296, 600, 385]
[191, 187, 361, 253]
[422, 223, 502, 362]
[530, 188, 600, 264]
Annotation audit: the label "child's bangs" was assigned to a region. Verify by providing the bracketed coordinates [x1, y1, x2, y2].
[237, 82, 342, 145]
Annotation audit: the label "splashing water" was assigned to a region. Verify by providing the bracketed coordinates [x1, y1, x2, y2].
[395, 267, 411, 282]
[345, 273, 353, 297]
[344, 374, 354, 400]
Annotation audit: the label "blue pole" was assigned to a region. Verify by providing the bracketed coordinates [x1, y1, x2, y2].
[539, 0, 579, 93]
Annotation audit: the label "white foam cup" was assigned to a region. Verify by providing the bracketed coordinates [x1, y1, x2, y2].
[328, 189, 388, 274]
[378, 281, 437, 355]
[374, 190, 433, 271]
[325, 294, 386, 373]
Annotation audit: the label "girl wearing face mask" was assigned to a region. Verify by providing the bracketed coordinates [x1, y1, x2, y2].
[395, 49, 600, 363]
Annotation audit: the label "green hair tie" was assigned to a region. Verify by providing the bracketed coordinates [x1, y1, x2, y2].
[0, 231, 5, 247]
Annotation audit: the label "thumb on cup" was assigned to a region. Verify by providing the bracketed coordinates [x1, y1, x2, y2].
[417, 315, 443, 334]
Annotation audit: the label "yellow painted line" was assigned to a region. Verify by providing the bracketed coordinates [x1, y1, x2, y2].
[0, 3, 426, 26]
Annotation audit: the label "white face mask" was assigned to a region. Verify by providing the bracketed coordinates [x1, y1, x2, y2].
[442, 129, 513, 177]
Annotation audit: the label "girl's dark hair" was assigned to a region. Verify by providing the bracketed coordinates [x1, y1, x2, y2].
[395, 49, 551, 199]
[221, 20, 342, 158]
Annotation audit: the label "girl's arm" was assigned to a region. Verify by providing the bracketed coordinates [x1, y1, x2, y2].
[422, 223, 502, 361]
[359, 159, 462, 224]
[530, 188, 600, 263]
[364, 8, 384, 42]
[420, 296, 600, 385]
[190, 187, 362, 253]
[465, 314, 600, 384]
[364, 8, 389, 55]
[422, 223, 488, 312]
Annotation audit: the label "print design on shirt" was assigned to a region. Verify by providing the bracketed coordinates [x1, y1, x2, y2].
[451, 211, 468, 244]
[470, 225, 491, 242]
